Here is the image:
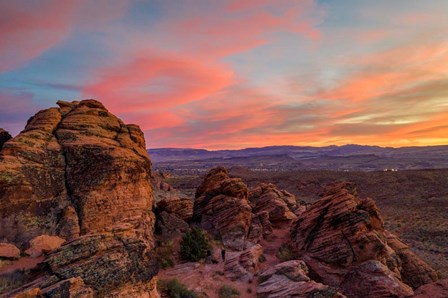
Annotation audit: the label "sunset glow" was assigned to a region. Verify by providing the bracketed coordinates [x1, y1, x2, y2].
[1, 0, 448, 149]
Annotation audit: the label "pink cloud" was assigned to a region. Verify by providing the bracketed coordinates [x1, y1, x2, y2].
[83, 51, 235, 112]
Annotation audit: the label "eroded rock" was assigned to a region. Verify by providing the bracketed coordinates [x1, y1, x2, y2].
[193, 167, 253, 250]
[224, 244, 263, 281]
[0, 100, 158, 297]
[249, 183, 297, 222]
[257, 260, 345, 298]
[290, 182, 438, 296]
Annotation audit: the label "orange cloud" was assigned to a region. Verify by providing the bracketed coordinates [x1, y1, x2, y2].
[83, 51, 235, 113]
[317, 38, 448, 102]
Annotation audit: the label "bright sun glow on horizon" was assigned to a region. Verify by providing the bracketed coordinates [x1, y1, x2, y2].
[1, 0, 448, 149]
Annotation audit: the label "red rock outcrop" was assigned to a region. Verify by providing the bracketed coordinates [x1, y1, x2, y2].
[0, 100, 158, 297]
[249, 183, 297, 222]
[256, 260, 345, 298]
[290, 182, 438, 297]
[193, 167, 253, 250]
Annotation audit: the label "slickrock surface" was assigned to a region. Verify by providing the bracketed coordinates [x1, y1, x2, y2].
[290, 182, 438, 296]
[0, 100, 158, 297]
[256, 260, 345, 298]
[249, 183, 297, 222]
[193, 167, 253, 250]
[0, 128, 11, 150]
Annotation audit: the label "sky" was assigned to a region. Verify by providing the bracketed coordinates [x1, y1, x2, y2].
[1, 0, 448, 149]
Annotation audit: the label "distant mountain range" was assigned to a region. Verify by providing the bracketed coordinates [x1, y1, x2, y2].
[147, 144, 448, 172]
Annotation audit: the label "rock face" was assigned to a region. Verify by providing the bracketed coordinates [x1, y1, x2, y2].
[193, 167, 253, 250]
[0, 100, 158, 297]
[257, 260, 345, 298]
[0, 128, 12, 150]
[290, 182, 438, 297]
[249, 183, 297, 222]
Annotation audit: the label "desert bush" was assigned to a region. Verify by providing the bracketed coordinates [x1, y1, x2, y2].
[276, 243, 294, 261]
[180, 227, 209, 261]
[158, 279, 198, 298]
[218, 285, 240, 298]
[155, 240, 175, 269]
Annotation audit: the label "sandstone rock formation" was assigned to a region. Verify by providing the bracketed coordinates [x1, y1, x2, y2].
[290, 182, 438, 297]
[193, 167, 253, 250]
[0, 100, 158, 297]
[249, 183, 297, 222]
[0, 128, 11, 150]
[340, 260, 413, 298]
[0, 243, 20, 259]
[24, 235, 66, 257]
[158, 197, 193, 221]
[257, 260, 345, 298]
[224, 244, 263, 281]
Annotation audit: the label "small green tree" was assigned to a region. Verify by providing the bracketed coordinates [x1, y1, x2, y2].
[180, 227, 209, 261]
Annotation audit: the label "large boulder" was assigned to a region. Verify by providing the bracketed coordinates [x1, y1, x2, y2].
[0, 100, 158, 297]
[193, 167, 253, 250]
[249, 183, 297, 222]
[290, 182, 438, 296]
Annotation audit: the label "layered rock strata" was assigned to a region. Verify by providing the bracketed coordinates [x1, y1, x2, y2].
[0, 100, 158, 297]
[290, 182, 438, 297]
